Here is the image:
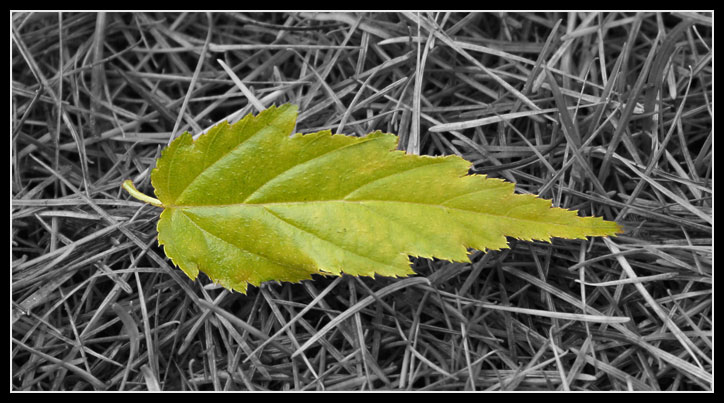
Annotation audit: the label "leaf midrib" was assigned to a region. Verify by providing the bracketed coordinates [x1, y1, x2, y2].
[168, 198, 601, 230]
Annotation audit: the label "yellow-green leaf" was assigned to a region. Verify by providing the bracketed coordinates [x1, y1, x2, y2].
[125, 104, 622, 293]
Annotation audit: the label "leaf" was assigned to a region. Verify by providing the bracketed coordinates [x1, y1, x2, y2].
[124, 104, 622, 294]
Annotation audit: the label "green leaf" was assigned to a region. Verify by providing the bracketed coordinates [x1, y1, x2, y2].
[125, 104, 622, 294]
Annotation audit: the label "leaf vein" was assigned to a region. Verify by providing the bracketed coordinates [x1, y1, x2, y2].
[179, 210, 305, 277]
[242, 134, 388, 203]
[438, 185, 505, 206]
[341, 158, 452, 200]
[262, 206, 404, 272]
[175, 117, 285, 203]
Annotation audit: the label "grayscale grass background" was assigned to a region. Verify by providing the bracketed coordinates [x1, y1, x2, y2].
[12, 12, 712, 391]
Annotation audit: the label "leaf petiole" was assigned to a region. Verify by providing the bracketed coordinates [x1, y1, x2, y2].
[123, 180, 164, 208]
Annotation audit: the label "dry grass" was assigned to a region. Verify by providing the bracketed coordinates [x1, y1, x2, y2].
[12, 12, 712, 391]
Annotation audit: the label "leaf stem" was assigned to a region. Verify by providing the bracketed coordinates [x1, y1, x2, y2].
[123, 180, 164, 208]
